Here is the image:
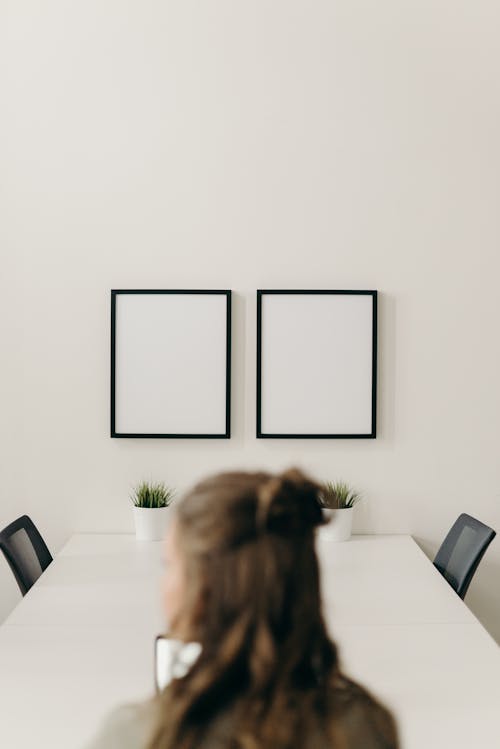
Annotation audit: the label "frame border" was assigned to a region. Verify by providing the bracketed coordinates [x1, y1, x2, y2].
[111, 289, 231, 439]
[256, 289, 377, 439]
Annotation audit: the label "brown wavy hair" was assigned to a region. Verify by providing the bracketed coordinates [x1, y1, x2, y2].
[147, 468, 351, 749]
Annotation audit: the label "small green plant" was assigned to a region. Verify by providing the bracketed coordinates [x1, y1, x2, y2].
[131, 481, 175, 509]
[319, 481, 361, 510]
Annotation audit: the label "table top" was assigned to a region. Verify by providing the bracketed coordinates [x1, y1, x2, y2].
[0, 532, 499, 748]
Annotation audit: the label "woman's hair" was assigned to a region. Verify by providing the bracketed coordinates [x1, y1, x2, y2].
[148, 468, 343, 749]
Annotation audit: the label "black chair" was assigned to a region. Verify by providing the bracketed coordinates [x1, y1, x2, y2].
[433, 513, 495, 599]
[0, 515, 53, 595]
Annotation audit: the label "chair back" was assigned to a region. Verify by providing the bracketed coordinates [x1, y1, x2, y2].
[433, 513, 495, 599]
[0, 515, 53, 595]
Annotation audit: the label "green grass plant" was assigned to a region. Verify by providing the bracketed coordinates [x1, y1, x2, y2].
[131, 481, 175, 509]
[319, 481, 361, 509]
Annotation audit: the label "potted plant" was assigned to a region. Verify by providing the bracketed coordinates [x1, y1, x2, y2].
[318, 481, 361, 542]
[131, 481, 175, 541]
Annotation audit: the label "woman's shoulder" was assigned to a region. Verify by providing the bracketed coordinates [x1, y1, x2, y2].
[83, 681, 398, 749]
[83, 700, 158, 749]
[328, 676, 399, 749]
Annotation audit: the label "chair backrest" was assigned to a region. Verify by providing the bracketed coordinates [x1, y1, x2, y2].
[433, 513, 496, 599]
[0, 515, 53, 595]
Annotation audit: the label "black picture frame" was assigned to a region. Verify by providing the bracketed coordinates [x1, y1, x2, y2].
[256, 290, 377, 439]
[111, 290, 231, 438]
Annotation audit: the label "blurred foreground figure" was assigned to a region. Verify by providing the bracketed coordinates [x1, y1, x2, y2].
[86, 468, 399, 749]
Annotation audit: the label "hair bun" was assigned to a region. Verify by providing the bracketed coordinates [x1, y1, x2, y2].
[257, 468, 324, 536]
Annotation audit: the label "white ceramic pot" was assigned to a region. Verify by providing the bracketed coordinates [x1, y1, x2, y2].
[322, 507, 354, 542]
[133, 506, 170, 541]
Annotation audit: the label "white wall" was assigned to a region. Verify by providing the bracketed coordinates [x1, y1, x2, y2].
[2, 2, 500, 640]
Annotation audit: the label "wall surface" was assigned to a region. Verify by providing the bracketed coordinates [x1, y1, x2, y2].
[2, 2, 500, 640]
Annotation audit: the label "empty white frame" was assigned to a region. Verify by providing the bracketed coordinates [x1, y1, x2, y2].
[257, 291, 377, 438]
[111, 290, 231, 438]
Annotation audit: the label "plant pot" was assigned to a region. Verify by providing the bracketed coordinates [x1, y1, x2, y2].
[322, 507, 354, 542]
[133, 506, 170, 541]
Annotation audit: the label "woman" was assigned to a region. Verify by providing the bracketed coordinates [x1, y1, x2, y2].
[87, 468, 399, 749]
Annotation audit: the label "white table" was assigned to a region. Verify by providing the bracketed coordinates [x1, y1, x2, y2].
[0, 533, 499, 748]
[316, 535, 500, 748]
